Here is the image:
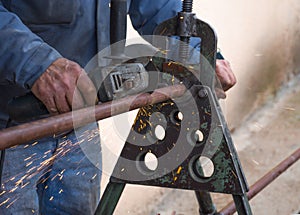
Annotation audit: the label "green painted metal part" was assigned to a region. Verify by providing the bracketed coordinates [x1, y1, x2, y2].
[109, 83, 247, 195]
[94, 182, 125, 215]
[233, 194, 252, 215]
[195, 190, 217, 215]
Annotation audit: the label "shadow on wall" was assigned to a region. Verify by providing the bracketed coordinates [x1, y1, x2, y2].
[229, 33, 300, 130]
[205, 0, 300, 129]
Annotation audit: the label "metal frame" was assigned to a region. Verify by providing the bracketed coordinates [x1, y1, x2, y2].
[95, 2, 252, 214]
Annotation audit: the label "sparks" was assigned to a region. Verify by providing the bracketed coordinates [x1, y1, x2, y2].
[26, 161, 33, 167]
[176, 166, 182, 175]
[284, 107, 296, 111]
[5, 198, 18, 209]
[0, 198, 9, 207]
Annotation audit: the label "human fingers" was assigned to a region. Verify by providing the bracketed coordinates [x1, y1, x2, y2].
[41, 95, 59, 115]
[215, 87, 226, 99]
[216, 60, 237, 91]
[54, 92, 71, 113]
[32, 58, 79, 114]
[76, 69, 98, 106]
[31, 67, 60, 115]
[66, 87, 85, 110]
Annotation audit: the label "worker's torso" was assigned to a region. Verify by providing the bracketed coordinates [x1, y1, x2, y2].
[1, 0, 111, 65]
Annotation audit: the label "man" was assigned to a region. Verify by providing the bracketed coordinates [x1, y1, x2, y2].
[0, 0, 236, 214]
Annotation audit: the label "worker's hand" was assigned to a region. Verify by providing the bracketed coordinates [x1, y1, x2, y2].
[215, 59, 236, 99]
[31, 58, 97, 115]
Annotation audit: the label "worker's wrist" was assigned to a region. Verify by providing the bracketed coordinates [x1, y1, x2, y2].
[21, 43, 62, 90]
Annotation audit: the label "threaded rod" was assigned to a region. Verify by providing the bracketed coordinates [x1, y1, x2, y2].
[182, 0, 193, 12]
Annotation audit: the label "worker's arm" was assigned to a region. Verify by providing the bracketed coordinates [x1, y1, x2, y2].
[0, 2, 96, 114]
[0, 1, 61, 89]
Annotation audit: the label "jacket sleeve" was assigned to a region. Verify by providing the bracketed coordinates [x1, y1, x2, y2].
[0, 2, 61, 89]
[128, 0, 182, 36]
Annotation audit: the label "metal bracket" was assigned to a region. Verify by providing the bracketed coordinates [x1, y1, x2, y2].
[95, 4, 252, 215]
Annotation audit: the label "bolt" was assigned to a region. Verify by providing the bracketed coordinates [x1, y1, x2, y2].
[182, 0, 193, 13]
[198, 88, 208, 98]
[124, 80, 134, 89]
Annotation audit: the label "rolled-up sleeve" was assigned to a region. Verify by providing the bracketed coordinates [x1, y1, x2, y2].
[0, 2, 61, 89]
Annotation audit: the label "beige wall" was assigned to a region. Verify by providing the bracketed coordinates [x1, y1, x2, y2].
[194, 0, 300, 128]
[127, 0, 300, 129]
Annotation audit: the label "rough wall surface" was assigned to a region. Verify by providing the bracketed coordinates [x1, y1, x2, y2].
[193, 0, 300, 129]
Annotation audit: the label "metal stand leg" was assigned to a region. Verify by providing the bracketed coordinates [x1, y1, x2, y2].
[232, 194, 252, 215]
[94, 181, 125, 215]
[195, 191, 217, 215]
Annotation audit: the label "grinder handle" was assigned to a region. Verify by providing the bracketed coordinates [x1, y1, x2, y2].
[7, 93, 49, 122]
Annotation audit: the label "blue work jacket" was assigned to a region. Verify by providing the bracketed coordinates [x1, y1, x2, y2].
[0, 0, 182, 128]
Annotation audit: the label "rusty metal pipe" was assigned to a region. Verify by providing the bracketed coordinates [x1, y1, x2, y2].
[219, 147, 300, 215]
[0, 84, 186, 149]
